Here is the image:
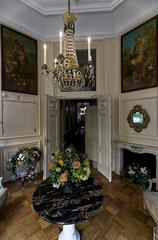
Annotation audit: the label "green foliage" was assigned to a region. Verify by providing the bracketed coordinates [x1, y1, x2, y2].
[6, 147, 41, 182]
[121, 162, 151, 189]
[49, 145, 90, 188]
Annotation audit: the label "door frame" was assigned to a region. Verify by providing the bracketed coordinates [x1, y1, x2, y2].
[97, 95, 112, 181]
[43, 96, 112, 181]
[43, 95, 60, 179]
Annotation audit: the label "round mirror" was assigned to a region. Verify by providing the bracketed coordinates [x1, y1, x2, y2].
[127, 105, 150, 132]
[132, 111, 143, 124]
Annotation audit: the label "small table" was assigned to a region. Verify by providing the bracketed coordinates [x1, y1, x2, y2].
[32, 177, 104, 240]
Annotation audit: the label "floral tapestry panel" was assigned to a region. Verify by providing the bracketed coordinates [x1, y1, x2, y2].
[1, 25, 37, 95]
[121, 17, 157, 92]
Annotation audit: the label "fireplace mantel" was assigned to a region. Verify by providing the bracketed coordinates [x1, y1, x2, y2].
[115, 142, 158, 178]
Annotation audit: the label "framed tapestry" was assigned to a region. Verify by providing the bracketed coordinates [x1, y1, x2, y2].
[121, 16, 157, 93]
[1, 25, 37, 95]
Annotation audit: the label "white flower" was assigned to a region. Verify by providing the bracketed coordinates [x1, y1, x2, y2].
[140, 167, 147, 175]
[66, 148, 71, 152]
[53, 183, 60, 188]
[128, 169, 135, 175]
[18, 153, 25, 161]
[34, 151, 40, 157]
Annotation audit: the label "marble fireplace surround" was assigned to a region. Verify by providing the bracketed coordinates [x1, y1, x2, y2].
[115, 142, 158, 179]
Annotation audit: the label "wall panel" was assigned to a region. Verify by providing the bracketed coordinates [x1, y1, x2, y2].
[3, 100, 39, 137]
[119, 88, 158, 146]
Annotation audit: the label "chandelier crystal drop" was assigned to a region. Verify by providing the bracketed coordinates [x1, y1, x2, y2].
[42, 0, 95, 92]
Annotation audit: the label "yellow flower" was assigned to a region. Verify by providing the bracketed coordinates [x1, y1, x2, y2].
[59, 173, 68, 183]
[49, 162, 56, 169]
[59, 159, 64, 167]
[72, 160, 81, 169]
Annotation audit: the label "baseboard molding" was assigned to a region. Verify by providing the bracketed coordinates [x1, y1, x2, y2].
[90, 160, 97, 169]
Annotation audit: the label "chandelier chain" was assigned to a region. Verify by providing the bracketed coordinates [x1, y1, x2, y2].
[68, 0, 71, 13]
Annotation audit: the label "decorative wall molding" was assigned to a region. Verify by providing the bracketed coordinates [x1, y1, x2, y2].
[0, 92, 40, 138]
[119, 88, 158, 140]
[0, 17, 43, 41]
[19, 0, 126, 16]
[1, 0, 158, 40]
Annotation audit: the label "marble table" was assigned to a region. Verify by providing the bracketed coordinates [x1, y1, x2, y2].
[32, 177, 104, 240]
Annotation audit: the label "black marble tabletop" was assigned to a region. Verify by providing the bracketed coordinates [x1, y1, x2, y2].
[32, 177, 104, 225]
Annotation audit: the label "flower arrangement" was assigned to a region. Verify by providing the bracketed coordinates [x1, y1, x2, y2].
[49, 145, 90, 188]
[121, 162, 151, 188]
[6, 147, 41, 184]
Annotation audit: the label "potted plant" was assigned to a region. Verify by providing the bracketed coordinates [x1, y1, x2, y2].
[49, 145, 91, 192]
[6, 146, 41, 187]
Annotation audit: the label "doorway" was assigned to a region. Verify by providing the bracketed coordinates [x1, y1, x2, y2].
[44, 95, 112, 181]
[60, 99, 97, 153]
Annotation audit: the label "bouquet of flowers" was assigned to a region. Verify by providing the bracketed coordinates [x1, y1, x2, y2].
[49, 145, 90, 188]
[121, 162, 151, 189]
[6, 147, 41, 184]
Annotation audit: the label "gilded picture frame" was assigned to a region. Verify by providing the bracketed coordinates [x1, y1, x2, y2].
[1, 25, 38, 95]
[121, 16, 157, 93]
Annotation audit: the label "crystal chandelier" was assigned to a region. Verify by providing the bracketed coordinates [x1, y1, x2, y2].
[42, 0, 95, 92]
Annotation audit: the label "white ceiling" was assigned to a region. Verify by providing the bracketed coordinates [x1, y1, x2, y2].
[1, 0, 158, 40]
[19, 0, 126, 15]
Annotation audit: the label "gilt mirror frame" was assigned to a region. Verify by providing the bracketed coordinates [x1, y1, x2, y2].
[127, 105, 150, 133]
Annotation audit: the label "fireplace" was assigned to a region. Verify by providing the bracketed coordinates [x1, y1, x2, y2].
[123, 149, 156, 178]
[115, 143, 158, 179]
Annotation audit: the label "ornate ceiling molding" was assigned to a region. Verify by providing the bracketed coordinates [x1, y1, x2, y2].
[19, 0, 125, 16]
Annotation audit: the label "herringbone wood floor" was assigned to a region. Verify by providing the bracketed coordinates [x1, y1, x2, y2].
[0, 170, 155, 240]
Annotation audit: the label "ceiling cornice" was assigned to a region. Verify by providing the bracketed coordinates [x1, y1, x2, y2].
[19, 0, 125, 16]
[0, 15, 116, 41]
[0, 16, 43, 41]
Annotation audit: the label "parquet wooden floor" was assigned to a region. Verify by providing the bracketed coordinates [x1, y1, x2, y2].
[0, 170, 155, 240]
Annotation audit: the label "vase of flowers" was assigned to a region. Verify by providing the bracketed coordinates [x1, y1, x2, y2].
[121, 162, 151, 189]
[6, 147, 41, 187]
[49, 145, 90, 192]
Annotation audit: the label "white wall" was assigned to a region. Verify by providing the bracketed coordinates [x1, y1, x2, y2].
[114, 13, 158, 147]
[0, 24, 43, 181]
[0, 0, 44, 39]
[112, 13, 158, 175]
[119, 88, 158, 147]
[113, 0, 158, 35]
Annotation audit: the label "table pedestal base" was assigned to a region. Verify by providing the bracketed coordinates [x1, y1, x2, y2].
[59, 224, 80, 240]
